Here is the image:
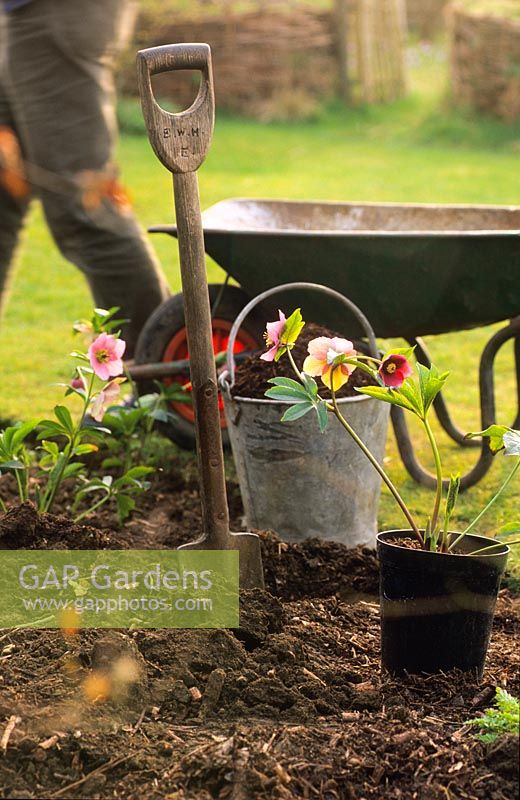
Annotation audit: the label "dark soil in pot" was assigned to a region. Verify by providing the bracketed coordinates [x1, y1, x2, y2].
[0, 468, 518, 799]
[230, 322, 377, 399]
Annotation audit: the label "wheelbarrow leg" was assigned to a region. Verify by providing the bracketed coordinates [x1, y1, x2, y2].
[393, 317, 520, 491]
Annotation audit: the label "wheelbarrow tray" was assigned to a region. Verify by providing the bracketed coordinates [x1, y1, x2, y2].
[151, 198, 520, 339]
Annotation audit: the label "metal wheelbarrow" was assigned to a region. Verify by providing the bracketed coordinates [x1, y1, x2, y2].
[130, 197, 520, 490]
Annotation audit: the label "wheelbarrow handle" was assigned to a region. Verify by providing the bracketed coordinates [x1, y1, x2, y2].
[136, 43, 215, 174]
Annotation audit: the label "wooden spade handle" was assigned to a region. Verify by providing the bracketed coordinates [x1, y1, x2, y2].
[137, 43, 230, 548]
[173, 170, 231, 548]
[136, 43, 215, 175]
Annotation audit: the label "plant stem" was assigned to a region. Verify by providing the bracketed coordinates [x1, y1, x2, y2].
[14, 470, 26, 503]
[330, 389, 424, 546]
[74, 492, 110, 523]
[42, 372, 96, 513]
[423, 416, 444, 545]
[286, 346, 303, 381]
[124, 365, 138, 406]
[469, 539, 520, 556]
[449, 459, 520, 551]
[41, 445, 71, 513]
[23, 461, 30, 502]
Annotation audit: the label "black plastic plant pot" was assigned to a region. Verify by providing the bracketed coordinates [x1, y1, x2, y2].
[377, 531, 509, 677]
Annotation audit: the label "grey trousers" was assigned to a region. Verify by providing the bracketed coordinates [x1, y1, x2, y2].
[0, 0, 169, 356]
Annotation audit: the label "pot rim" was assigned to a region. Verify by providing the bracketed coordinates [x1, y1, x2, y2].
[377, 529, 510, 559]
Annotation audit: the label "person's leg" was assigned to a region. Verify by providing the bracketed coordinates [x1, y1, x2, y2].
[0, 10, 30, 317]
[4, 0, 169, 356]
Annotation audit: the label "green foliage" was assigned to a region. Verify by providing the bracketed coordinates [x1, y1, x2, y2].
[417, 363, 450, 416]
[266, 375, 329, 432]
[0, 421, 38, 473]
[73, 307, 128, 339]
[0, 310, 156, 522]
[73, 466, 154, 525]
[265, 376, 311, 403]
[282, 309, 305, 346]
[34, 400, 107, 513]
[445, 475, 460, 519]
[467, 687, 520, 743]
[0, 421, 39, 509]
[358, 362, 449, 421]
[357, 384, 418, 414]
[465, 424, 513, 454]
[101, 387, 179, 473]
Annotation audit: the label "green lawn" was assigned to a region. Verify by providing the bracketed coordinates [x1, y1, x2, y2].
[0, 48, 518, 553]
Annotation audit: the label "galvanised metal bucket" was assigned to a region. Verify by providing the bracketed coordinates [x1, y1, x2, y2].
[223, 391, 389, 546]
[220, 282, 390, 547]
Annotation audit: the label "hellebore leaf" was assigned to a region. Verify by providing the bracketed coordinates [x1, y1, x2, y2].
[268, 376, 308, 391]
[73, 443, 99, 456]
[382, 345, 416, 361]
[265, 379, 311, 403]
[121, 466, 155, 480]
[281, 402, 314, 423]
[62, 462, 85, 480]
[53, 405, 75, 436]
[0, 460, 25, 471]
[10, 420, 39, 451]
[443, 473, 460, 539]
[37, 421, 69, 440]
[417, 363, 449, 415]
[465, 424, 511, 454]
[116, 494, 136, 522]
[398, 376, 424, 417]
[446, 474, 460, 517]
[316, 399, 329, 433]
[281, 308, 305, 346]
[301, 373, 319, 399]
[265, 387, 311, 403]
[356, 385, 418, 414]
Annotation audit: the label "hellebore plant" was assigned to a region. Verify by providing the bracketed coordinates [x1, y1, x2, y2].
[0, 308, 152, 523]
[101, 385, 180, 475]
[262, 309, 520, 554]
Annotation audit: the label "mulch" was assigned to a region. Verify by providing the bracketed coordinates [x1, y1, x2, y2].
[0, 462, 518, 799]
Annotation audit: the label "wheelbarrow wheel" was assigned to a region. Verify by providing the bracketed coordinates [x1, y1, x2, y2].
[134, 284, 264, 450]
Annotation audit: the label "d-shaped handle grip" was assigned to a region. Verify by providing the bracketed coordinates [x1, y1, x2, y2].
[136, 43, 215, 174]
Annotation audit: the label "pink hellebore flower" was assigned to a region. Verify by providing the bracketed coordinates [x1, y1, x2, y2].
[260, 311, 287, 362]
[303, 336, 356, 392]
[379, 354, 413, 388]
[88, 332, 126, 381]
[90, 380, 122, 422]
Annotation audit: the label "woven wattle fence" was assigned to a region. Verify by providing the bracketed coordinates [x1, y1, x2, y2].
[449, 3, 520, 122]
[405, 0, 450, 39]
[119, 0, 407, 117]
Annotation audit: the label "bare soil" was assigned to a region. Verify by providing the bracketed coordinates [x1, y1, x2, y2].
[0, 468, 518, 800]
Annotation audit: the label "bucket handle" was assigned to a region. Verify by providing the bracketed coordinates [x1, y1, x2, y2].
[220, 281, 379, 395]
